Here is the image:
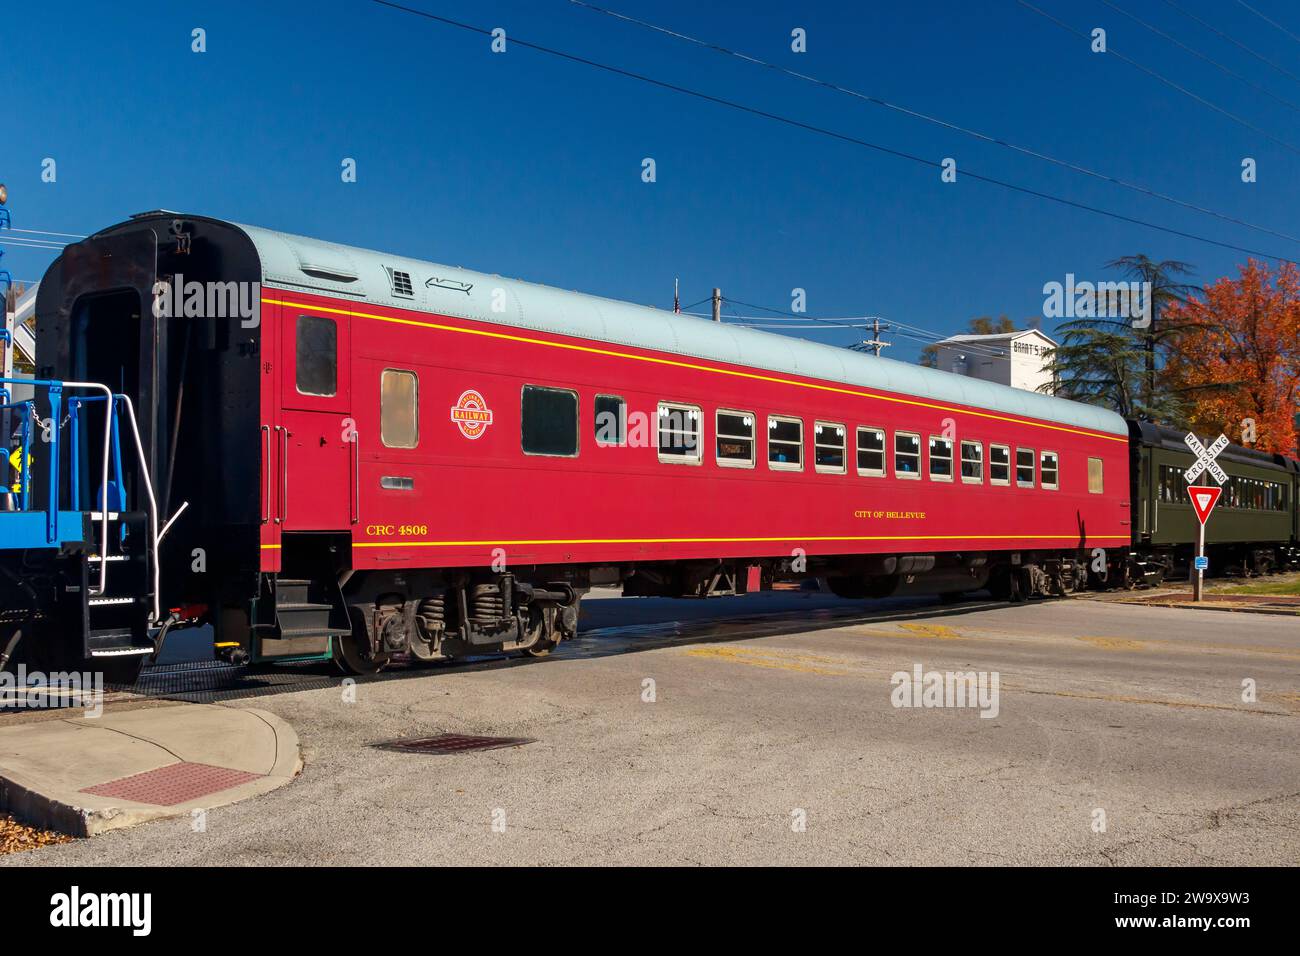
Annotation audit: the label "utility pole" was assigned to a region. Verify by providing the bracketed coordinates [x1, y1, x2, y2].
[859, 318, 892, 356]
[711, 288, 721, 323]
[0, 184, 12, 471]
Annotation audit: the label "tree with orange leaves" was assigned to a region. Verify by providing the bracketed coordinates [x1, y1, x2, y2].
[1164, 260, 1300, 455]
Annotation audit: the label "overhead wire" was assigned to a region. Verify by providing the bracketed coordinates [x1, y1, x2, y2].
[1018, 0, 1300, 155]
[567, 0, 1300, 245]
[372, 1, 1296, 263]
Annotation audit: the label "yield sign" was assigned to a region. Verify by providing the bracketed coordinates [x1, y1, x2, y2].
[1188, 485, 1222, 525]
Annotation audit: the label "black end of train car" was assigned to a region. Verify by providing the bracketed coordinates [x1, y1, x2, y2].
[3, 214, 265, 680]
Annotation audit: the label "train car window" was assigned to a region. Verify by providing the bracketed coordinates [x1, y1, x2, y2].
[768, 416, 804, 471]
[1088, 457, 1104, 494]
[960, 440, 983, 483]
[894, 432, 921, 478]
[856, 427, 885, 477]
[716, 410, 755, 468]
[990, 444, 1011, 486]
[521, 385, 579, 457]
[594, 394, 626, 447]
[295, 315, 337, 397]
[1016, 448, 1035, 487]
[1040, 451, 1059, 490]
[928, 436, 953, 481]
[856, 427, 886, 477]
[814, 422, 847, 474]
[1159, 464, 1185, 502]
[658, 402, 702, 464]
[380, 369, 418, 448]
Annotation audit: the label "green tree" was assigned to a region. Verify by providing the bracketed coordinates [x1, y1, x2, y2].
[1041, 256, 1197, 421]
[919, 314, 1018, 368]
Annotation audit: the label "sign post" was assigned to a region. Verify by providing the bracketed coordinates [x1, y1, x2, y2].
[1183, 433, 1228, 602]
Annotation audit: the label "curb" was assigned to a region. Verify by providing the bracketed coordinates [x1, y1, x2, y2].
[0, 706, 302, 838]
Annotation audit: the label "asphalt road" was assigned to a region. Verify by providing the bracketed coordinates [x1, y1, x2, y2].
[12, 592, 1300, 865]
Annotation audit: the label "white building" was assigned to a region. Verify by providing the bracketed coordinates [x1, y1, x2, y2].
[931, 328, 1057, 395]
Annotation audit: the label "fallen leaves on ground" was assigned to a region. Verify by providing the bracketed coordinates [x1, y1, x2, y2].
[0, 813, 73, 855]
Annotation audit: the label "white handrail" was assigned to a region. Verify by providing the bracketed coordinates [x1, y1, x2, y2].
[114, 394, 162, 624]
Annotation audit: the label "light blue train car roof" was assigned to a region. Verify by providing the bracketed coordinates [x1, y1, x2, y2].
[236, 222, 1128, 437]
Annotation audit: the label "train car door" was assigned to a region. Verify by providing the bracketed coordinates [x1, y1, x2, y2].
[279, 308, 353, 530]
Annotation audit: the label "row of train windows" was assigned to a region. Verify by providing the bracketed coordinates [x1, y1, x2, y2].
[302, 321, 1096, 492]
[521, 386, 1102, 492]
[343, 369, 1102, 498]
[1158, 465, 1289, 512]
[302, 323, 1097, 494]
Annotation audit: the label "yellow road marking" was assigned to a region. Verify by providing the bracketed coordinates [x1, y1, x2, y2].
[684, 648, 1295, 716]
[261, 296, 1127, 443]
[1015, 687, 1292, 716]
[1076, 636, 1146, 651]
[896, 622, 964, 640]
[683, 645, 861, 676]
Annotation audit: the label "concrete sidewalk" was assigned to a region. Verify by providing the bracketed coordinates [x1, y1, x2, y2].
[0, 703, 301, 837]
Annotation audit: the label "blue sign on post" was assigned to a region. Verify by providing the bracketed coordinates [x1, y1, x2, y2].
[1194, 555, 1209, 572]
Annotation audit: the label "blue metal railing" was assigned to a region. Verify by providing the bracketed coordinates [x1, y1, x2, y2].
[1, 378, 123, 548]
[1, 378, 163, 623]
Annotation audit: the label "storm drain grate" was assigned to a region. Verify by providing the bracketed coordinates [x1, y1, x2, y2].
[80, 761, 264, 806]
[373, 733, 535, 755]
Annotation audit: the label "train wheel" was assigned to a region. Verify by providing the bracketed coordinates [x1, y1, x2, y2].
[517, 607, 558, 659]
[332, 608, 389, 676]
[522, 639, 557, 659]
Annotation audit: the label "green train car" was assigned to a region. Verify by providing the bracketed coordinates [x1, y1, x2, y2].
[1129, 422, 1300, 577]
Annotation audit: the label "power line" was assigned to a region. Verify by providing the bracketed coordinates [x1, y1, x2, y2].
[722, 297, 1016, 358]
[567, 0, 1300, 245]
[0, 237, 67, 251]
[373, 1, 1295, 263]
[10, 227, 84, 239]
[1161, 0, 1300, 85]
[727, 322, 873, 330]
[1098, 0, 1300, 115]
[717, 295, 1022, 361]
[1018, 0, 1300, 155]
[1235, 0, 1300, 47]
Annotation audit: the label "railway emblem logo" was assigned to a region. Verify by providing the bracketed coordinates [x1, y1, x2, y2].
[450, 390, 493, 439]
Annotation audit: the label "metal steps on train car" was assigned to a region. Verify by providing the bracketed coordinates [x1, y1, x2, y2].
[81, 511, 154, 662]
[258, 577, 349, 659]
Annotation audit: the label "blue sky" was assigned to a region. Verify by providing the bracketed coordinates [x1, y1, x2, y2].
[3, 0, 1299, 361]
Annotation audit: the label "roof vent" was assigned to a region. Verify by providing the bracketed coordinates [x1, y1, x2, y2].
[292, 239, 360, 283]
[386, 267, 414, 298]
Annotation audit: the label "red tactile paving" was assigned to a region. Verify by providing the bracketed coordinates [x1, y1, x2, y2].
[80, 762, 263, 806]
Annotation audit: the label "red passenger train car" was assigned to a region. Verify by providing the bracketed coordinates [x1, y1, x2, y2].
[24, 213, 1132, 677]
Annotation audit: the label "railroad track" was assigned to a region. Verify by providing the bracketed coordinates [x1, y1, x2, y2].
[3, 595, 1009, 711]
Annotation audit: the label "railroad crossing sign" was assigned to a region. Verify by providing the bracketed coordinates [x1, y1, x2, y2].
[1183, 432, 1228, 603]
[1188, 485, 1222, 525]
[1183, 432, 1228, 485]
